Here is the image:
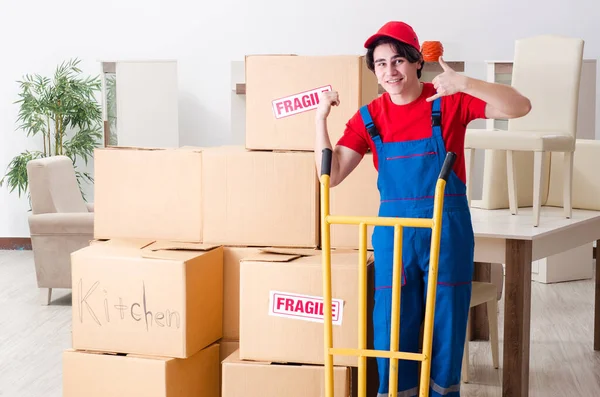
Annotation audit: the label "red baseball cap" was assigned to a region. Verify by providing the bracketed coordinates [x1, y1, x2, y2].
[363, 21, 420, 51]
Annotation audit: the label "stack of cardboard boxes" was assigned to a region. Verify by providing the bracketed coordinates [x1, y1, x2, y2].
[62, 240, 223, 394]
[62, 148, 223, 396]
[222, 54, 381, 397]
[62, 54, 383, 396]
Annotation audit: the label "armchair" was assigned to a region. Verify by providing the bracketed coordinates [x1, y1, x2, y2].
[465, 35, 584, 226]
[26, 155, 94, 305]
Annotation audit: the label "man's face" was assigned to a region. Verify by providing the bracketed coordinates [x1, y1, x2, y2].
[373, 43, 421, 96]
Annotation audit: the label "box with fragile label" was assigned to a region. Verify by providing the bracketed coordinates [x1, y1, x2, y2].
[222, 350, 351, 397]
[63, 344, 219, 397]
[330, 153, 379, 249]
[71, 239, 223, 358]
[239, 249, 373, 366]
[202, 146, 319, 247]
[245, 55, 379, 151]
[94, 146, 204, 242]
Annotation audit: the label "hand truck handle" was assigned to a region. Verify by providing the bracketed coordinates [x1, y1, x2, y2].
[321, 148, 333, 176]
[438, 152, 457, 181]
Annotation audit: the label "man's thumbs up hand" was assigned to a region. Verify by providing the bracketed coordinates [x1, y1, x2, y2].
[426, 56, 469, 102]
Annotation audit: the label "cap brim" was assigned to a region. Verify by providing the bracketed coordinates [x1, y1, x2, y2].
[364, 33, 386, 49]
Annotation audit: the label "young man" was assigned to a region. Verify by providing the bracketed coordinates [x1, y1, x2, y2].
[314, 21, 531, 397]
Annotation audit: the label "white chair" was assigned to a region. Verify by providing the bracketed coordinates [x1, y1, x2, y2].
[465, 35, 585, 226]
[462, 281, 499, 383]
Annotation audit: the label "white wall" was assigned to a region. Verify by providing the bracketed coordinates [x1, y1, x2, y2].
[1, 0, 599, 237]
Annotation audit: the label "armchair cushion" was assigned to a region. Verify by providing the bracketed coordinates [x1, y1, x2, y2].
[465, 129, 575, 152]
[27, 155, 88, 214]
[28, 212, 94, 236]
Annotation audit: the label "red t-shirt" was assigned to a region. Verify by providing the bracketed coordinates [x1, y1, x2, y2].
[336, 82, 487, 183]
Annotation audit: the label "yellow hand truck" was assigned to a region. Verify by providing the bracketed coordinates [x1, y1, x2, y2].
[320, 148, 457, 397]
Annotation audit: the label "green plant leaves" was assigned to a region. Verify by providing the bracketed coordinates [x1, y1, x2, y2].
[64, 126, 103, 166]
[14, 74, 52, 138]
[0, 151, 44, 197]
[3, 58, 103, 199]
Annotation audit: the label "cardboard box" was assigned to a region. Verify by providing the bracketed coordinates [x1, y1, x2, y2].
[223, 247, 262, 339]
[330, 153, 379, 249]
[63, 344, 219, 397]
[94, 146, 203, 242]
[222, 350, 351, 397]
[219, 339, 240, 363]
[92, 238, 156, 247]
[71, 239, 223, 358]
[218, 340, 240, 396]
[239, 249, 372, 367]
[245, 55, 379, 151]
[202, 147, 319, 247]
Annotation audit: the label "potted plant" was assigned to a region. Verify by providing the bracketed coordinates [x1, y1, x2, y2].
[0, 58, 103, 199]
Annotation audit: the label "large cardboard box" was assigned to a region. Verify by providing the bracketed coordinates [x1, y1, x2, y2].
[222, 350, 351, 397]
[71, 239, 223, 358]
[330, 153, 379, 249]
[222, 247, 262, 339]
[245, 55, 379, 151]
[202, 147, 319, 247]
[94, 146, 203, 242]
[63, 344, 219, 397]
[239, 250, 372, 366]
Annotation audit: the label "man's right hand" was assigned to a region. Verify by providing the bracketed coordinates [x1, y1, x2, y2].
[316, 91, 340, 121]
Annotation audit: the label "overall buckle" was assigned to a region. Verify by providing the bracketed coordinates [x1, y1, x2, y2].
[366, 124, 379, 138]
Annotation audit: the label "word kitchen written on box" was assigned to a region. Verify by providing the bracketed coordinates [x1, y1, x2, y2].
[71, 240, 223, 359]
[268, 290, 344, 325]
[271, 85, 332, 119]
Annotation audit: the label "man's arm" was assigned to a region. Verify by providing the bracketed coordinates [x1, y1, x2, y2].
[426, 57, 532, 120]
[462, 78, 532, 120]
[315, 118, 363, 187]
[315, 91, 363, 188]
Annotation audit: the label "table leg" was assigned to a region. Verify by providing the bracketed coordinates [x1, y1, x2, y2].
[471, 262, 491, 341]
[502, 239, 532, 397]
[595, 239, 600, 351]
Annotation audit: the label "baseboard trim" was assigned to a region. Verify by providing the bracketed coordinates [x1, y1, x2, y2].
[0, 237, 32, 250]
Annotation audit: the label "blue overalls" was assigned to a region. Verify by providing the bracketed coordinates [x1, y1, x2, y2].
[360, 98, 474, 397]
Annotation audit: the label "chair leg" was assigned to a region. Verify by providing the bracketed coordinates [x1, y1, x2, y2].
[39, 288, 52, 305]
[486, 298, 500, 369]
[507, 150, 518, 215]
[564, 151, 573, 219]
[462, 313, 471, 383]
[466, 148, 475, 206]
[533, 151, 545, 227]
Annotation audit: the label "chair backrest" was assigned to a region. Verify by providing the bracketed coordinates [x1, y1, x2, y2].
[26, 155, 89, 214]
[508, 35, 584, 137]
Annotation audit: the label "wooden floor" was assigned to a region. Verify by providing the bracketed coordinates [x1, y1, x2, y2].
[1, 250, 599, 396]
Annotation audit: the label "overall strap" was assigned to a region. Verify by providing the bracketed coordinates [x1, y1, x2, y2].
[359, 105, 380, 139]
[431, 97, 442, 138]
